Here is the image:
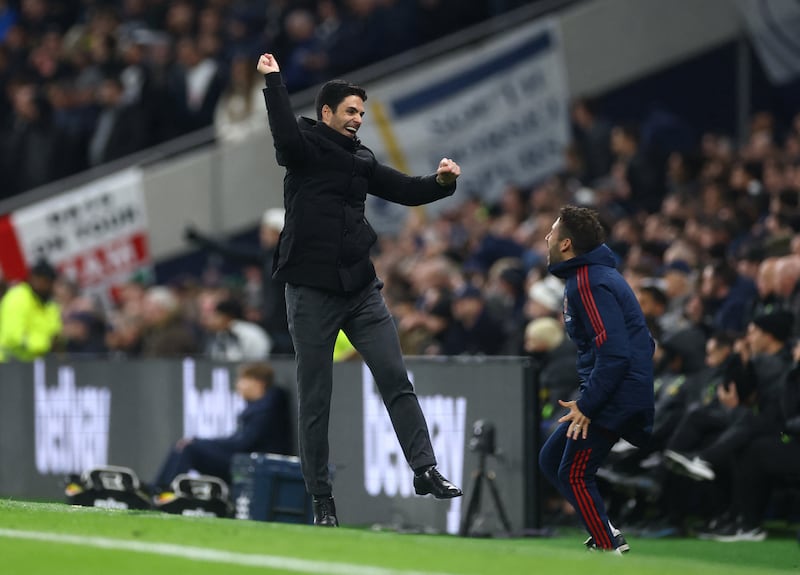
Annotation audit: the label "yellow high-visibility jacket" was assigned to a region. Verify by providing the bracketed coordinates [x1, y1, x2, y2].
[0, 282, 62, 362]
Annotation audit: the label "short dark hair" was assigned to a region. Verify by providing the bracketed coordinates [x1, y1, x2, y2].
[315, 79, 367, 120]
[709, 330, 738, 349]
[237, 362, 274, 386]
[639, 285, 668, 308]
[705, 260, 738, 288]
[557, 206, 605, 255]
[215, 297, 243, 320]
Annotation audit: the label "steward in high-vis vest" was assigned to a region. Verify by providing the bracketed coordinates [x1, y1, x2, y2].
[0, 260, 61, 362]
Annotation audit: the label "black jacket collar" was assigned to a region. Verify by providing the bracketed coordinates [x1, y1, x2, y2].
[299, 116, 360, 151]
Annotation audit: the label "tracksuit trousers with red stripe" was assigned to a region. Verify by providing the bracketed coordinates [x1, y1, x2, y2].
[539, 420, 619, 549]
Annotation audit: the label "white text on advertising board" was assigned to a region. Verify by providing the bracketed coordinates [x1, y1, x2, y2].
[362, 363, 467, 534]
[182, 359, 245, 439]
[34, 361, 111, 474]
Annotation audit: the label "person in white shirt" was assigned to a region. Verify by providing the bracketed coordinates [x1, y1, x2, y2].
[206, 297, 271, 361]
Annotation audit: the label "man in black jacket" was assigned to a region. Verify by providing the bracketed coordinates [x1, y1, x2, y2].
[257, 52, 462, 526]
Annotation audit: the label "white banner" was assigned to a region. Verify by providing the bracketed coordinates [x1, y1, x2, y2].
[8, 168, 151, 292]
[352, 17, 570, 230]
[737, 0, 800, 85]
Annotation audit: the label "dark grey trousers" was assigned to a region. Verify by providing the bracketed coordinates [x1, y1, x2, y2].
[285, 278, 437, 496]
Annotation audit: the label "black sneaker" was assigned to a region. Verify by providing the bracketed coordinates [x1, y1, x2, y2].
[584, 530, 630, 554]
[413, 466, 463, 499]
[312, 495, 339, 527]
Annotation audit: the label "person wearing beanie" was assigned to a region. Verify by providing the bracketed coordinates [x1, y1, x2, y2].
[526, 275, 565, 319]
[751, 310, 794, 345]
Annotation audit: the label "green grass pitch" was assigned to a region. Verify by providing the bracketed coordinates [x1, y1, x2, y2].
[0, 500, 797, 574]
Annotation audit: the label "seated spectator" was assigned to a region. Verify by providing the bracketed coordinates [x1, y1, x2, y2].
[664, 311, 794, 482]
[397, 256, 456, 355]
[185, 207, 293, 355]
[61, 310, 108, 356]
[523, 316, 578, 425]
[525, 275, 564, 320]
[205, 297, 272, 361]
[152, 361, 291, 491]
[441, 283, 505, 355]
[105, 313, 144, 357]
[699, 340, 800, 542]
[700, 261, 759, 334]
[658, 260, 694, 336]
[0, 260, 62, 362]
[636, 284, 669, 342]
[140, 286, 200, 357]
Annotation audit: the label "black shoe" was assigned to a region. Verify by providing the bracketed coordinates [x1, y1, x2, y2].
[312, 495, 339, 527]
[413, 466, 463, 499]
[584, 531, 630, 554]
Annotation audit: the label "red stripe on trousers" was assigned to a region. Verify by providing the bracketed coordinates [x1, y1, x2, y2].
[577, 449, 613, 549]
[570, 448, 611, 548]
[569, 450, 604, 546]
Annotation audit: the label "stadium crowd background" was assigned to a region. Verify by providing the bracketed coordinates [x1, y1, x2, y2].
[1, 0, 800, 539]
[0, 0, 531, 197]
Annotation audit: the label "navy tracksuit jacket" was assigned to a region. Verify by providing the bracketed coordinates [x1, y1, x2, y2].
[539, 244, 654, 549]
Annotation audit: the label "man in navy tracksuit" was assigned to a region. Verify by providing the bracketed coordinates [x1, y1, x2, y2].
[539, 206, 655, 553]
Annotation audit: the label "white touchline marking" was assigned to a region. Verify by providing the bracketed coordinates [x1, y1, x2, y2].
[0, 528, 457, 575]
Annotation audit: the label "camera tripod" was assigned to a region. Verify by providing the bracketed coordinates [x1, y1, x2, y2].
[458, 450, 512, 537]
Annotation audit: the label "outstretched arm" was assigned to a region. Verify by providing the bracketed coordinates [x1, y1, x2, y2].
[370, 157, 461, 206]
[258, 53, 306, 166]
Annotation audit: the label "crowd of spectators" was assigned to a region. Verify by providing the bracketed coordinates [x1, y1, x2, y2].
[0, 0, 531, 200]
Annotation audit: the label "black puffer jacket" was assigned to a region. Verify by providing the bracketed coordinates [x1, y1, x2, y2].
[263, 72, 455, 293]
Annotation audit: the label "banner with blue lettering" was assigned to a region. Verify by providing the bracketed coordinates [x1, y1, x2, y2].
[354, 17, 570, 232]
